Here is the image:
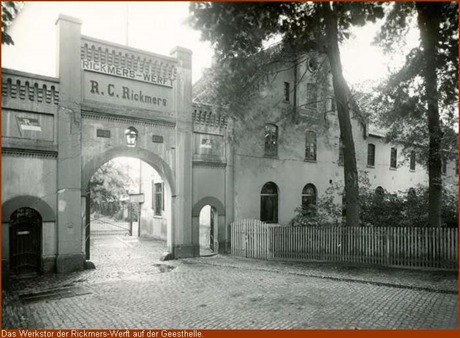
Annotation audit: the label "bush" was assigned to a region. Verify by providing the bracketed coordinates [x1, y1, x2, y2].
[290, 182, 458, 227]
[290, 182, 342, 227]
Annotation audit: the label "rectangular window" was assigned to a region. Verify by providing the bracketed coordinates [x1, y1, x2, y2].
[390, 147, 397, 168]
[442, 158, 447, 175]
[410, 151, 416, 171]
[154, 183, 163, 216]
[284, 82, 290, 102]
[330, 98, 336, 111]
[264, 124, 278, 157]
[306, 83, 317, 108]
[151, 180, 155, 210]
[367, 144, 375, 167]
[305, 131, 317, 161]
[338, 139, 344, 165]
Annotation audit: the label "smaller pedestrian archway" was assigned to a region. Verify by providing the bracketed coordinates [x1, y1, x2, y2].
[9, 207, 42, 276]
[198, 205, 217, 255]
[2, 196, 56, 277]
[192, 197, 226, 256]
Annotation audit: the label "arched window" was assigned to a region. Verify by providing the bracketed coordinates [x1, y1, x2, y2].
[367, 144, 375, 167]
[305, 131, 317, 161]
[302, 184, 317, 210]
[410, 151, 416, 170]
[408, 187, 416, 198]
[264, 124, 278, 157]
[260, 182, 278, 223]
[375, 186, 385, 197]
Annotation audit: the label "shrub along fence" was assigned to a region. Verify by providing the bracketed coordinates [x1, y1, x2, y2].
[230, 219, 458, 270]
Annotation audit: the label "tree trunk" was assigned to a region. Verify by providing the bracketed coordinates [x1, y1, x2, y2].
[416, 2, 443, 228]
[322, 2, 360, 227]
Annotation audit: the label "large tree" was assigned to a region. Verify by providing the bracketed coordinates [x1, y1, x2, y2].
[374, 1, 458, 227]
[89, 161, 133, 217]
[190, 2, 384, 226]
[1, 2, 22, 45]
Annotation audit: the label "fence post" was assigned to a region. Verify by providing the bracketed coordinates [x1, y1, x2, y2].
[385, 227, 390, 265]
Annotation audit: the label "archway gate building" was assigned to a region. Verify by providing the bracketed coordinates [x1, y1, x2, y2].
[2, 15, 232, 278]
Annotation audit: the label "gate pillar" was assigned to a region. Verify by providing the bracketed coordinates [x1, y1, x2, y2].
[169, 47, 195, 258]
[55, 15, 85, 273]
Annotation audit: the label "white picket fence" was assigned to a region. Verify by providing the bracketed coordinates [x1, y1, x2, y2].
[230, 219, 458, 269]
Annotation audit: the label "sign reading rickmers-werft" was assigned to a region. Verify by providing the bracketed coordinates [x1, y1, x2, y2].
[82, 60, 174, 88]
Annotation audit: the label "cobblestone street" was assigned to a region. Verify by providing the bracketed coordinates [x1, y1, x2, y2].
[2, 236, 458, 329]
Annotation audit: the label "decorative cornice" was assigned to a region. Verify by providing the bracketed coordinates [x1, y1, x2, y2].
[192, 105, 228, 129]
[2, 148, 58, 159]
[81, 38, 177, 81]
[192, 161, 227, 169]
[2, 75, 60, 105]
[81, 110, 176, 129]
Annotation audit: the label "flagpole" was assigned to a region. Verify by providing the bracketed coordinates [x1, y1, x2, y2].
[125, 2, 129, 46]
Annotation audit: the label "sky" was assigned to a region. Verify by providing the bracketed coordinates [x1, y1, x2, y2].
[2, 1, 417, 86]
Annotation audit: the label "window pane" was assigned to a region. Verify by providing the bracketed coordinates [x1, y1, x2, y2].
[154, 183, 163, 216]
[390, 148, 397, 168]
[261, 182, 278, 223]
[264, 124, 278, 156]
[151, 181, 155, 209]
[301, 184, 316, 210]
[305, 131, 317, 160]
[307, 83, 317, 108]
[410, 151, 416, 170]
[338, 139, 344, 164]
[367, 144, 375, 166]
[261, 182, 278, 195]
[284, 82, 290, 102]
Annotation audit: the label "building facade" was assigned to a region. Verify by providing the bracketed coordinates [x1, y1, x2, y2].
[193, 51, 458, 226]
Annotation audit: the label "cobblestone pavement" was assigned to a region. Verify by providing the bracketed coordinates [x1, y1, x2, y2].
[2, 236, 458, 329]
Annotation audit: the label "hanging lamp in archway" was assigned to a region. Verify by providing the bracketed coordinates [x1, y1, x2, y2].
[125, 127, 138, 147]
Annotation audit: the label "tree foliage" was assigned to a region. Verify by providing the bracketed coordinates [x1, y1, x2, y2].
[89, 160, 133, 218]
[373, 2, 458, 158]
[189, 2, 385, 227]
[1, 2, 22, 45]
[372, 1, 458, 227]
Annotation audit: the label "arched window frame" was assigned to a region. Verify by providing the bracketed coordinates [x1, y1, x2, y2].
[260, 182, 278, 223]
[301, 184, 317, 211]
[407, 187, 416, 199]
[375, 186, 385, 197]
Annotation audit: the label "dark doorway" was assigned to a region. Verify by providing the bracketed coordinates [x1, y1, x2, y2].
[9, 207, 42, 276]
[260, 182, 278, 223]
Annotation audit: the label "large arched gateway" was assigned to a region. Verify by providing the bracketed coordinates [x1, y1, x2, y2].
[2, 14, 233, 279]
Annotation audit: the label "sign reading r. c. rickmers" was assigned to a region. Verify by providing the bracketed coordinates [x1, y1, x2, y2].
[82, 60, 174, 88]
